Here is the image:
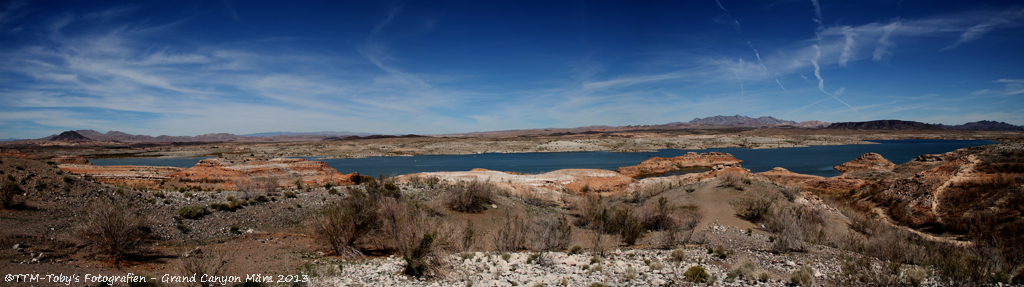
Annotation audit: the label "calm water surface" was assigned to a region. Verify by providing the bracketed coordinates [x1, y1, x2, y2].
[89, 140, 995, 177]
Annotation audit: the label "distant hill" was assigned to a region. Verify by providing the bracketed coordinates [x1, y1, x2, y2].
[48, 131, 93, 142]
[34, 130, 375, 143]
[825, 120, 945, 130]
[688, 115, 797, 127]
[942, 120, 1024, 131]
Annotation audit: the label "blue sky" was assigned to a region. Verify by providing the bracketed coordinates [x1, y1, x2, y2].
[1, 0, 1022, 138]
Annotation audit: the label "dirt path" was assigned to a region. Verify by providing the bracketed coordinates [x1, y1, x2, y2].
[685, 184, 757, 231]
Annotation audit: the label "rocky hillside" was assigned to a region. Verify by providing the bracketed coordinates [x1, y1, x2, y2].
[825, 120, 945, 130]
[941, 120, 1024, 131]
[688, 115, 797, 127]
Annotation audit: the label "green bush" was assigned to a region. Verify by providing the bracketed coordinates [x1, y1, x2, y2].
[684, 265, 710, 283]
[178, 205, 211, 220]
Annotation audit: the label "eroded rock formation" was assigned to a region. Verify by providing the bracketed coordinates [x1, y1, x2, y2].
[616, 152, 742, 178]
[833, 152, 896, 173]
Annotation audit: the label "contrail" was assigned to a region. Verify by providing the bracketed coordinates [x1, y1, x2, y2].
[812, 45, 825, 92]
[810, 0, 822, 24]
[714, 0, 727, 12]
[812, 45, 862, 115]
[770, 78, 786, 90]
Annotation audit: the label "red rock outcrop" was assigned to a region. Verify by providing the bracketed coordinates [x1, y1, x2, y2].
[833, 152, 896, 173]
[756, 167, 867, 193]
[168, 158, 352, 190]
[616, 152, 743, 178]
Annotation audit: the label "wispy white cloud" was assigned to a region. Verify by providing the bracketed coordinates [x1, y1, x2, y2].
[810, 0, 822, 24]
[838, 26, 855, 67]
[944, 8, 1024, 50]
[872, 21, 900, 62]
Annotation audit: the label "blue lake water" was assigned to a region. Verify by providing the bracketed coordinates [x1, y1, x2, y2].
[89, 157, 213, 168]
[89, 140, 995, 177]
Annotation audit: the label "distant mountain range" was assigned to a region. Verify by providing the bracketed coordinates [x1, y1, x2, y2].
[9, 116, 1022, 144]
[826, 120, 1024, 131]
[941, 120, 1024, 131]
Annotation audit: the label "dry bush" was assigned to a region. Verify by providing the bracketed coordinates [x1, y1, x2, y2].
[306, 188, 380, 258]
[259, 176, 280, 196]
[1, 179, 22, 209]
[609, 207, 645, 246]
[790, 265, 815, 287]
[574, 194, 607, 229]
[629, 181, 671, 203]
[363, 174, 402, 199]
[80, 197, 150, 261]
[718, 171, 747, 190]
[646, 199, 702, 249]
[444, 179, 496, 213]
[391, 204, 458, 278]
[461, 220, 478, 251]
[491, 209, 528, 252]
[232, 178, 260, 200]
[531, 215, 573, 262]
[731, 186, 782, 223]
[727, 259, 770, 283]
[179, 245, 231, 287]
[306, 203, 361, 258]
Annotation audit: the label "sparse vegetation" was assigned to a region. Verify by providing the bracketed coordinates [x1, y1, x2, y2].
[445, 179, 496, 213]
[178, 205, 211, 220]
[80, 197, 150, 261]
[790, 265, 815, 287]
[1, 178, 23, 209]
[683, 265, 710, 283]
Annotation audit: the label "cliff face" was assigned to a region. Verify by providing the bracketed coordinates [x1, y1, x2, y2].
[615, 152, 743, 178]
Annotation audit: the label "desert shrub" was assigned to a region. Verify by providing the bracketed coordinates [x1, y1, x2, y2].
[379, 202, 456, 278]
[491, 210, 528, 252]
[727, 259, 769, 282]
[659, 205, 701, 249]
[630, 181, 670, 203]
[179, 245, 231, 287]
[283, 191, 297, 198]
[731, 186, 782, 222]
[460, 220, 477, 251]
[364, 174, 401, 199]
[718, 172, 746, 190]
[608, 207, 644, 246]
[790, 265, 815, 287]
[306, 194, 377, 259]
[1, 179, 23, 209]
[709, 245, 733, 259]
[444, 180, 496, 213]
[178, 205, 211, 220]
[574, 194, 606, 229]
[259, 176, 280, 196]
[669, 248, 687, 262]
[683, 265, 710, 283]
[232, 178, 260, 200]
[531, 215, 573, 261]
[80, 197, 150, 260]
[624, 265, 638, 281]
[568, 245, 583, 255]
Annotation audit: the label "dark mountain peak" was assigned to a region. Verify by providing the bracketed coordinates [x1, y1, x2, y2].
[825, 120, 945, 130]
[943, 120, 1024, 131]
[50, 131, 92, 142]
